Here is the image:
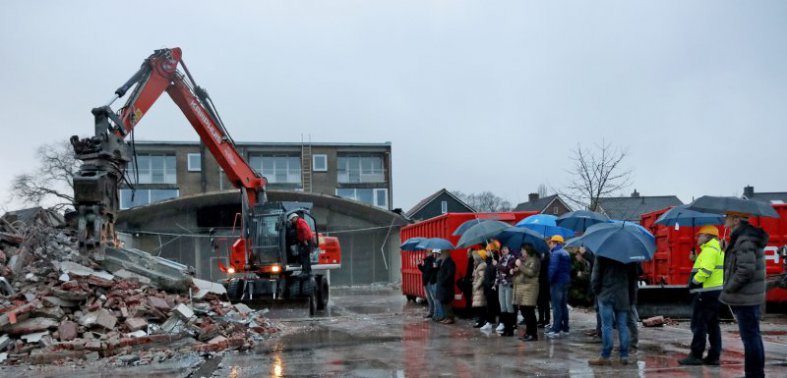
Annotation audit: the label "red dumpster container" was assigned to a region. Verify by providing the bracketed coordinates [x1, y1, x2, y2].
[400, 211, 537, 309]
[640, 204, 787, 305]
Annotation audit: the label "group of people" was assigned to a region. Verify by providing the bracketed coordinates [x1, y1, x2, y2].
[415, 212, 770, 377]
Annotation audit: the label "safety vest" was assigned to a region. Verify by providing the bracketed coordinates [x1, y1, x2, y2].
[690, 238, 724, 292]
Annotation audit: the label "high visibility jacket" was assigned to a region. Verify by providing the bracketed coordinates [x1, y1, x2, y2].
[690, 238, 724, 292]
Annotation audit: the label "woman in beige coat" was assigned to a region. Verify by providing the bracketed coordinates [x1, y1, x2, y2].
[512, 244, 541, 341]
[471, 250, 488, 328]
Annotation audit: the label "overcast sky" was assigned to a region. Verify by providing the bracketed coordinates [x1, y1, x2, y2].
[1, 1, 785, 212]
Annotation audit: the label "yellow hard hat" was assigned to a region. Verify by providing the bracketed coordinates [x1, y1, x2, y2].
[697, 225, 720, 237]
[550, 235, 565, 243]
[486, 240, 500, 251]
[477, 249, 488, 260]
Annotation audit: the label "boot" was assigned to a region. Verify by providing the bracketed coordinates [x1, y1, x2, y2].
[502, 313, 515, 337]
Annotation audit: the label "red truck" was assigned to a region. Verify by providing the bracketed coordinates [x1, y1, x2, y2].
[638, 204, 787, 318]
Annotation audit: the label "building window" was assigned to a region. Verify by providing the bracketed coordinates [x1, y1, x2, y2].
[187, 153, 201, 172]
[249, 155, 302, 184]
[119, 188, 179, 209]
[336, 188, 388, 209]
[337, 156, 385, 183]
[441, 200, 448, 214]
[553, 206, 559, 214]
[312, 154, 327, 172]
[126, 155, 176, 184]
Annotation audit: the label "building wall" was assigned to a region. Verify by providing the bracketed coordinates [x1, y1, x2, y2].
[541, 199, 572, 216]
[123, 141, 393, 210]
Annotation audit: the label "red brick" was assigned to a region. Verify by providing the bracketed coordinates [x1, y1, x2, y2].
[58, 321, 78, 341]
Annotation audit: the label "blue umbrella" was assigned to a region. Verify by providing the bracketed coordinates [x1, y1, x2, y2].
[655, 204, 724, 228]
[415, 237, 455, 251]
[608, 220, 656, 243]
[567, 222, 655, 263]
[495, 227, 549, 254]
[556, 210, 610, 233]
[516, 214, 575, 239]
[400, 237, 426, 251]
[452, 219, 494, 236]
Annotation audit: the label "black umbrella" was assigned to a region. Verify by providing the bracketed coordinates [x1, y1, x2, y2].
[452, 219, 494, 236]
[687, 196, 779, 218]
[456, 220, 511, 248]
[556, 210, 610, 233]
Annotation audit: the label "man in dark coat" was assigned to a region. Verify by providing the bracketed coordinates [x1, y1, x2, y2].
[588, 256, 638, 366]
[435, 249, 457, 324]
[720, 213, 769, 378]
[481, 251, 500, 330]
[417, 251, 438, 319]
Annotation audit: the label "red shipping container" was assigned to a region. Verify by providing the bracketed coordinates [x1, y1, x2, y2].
[400, 211, 537, 309]
[639, 204, 787, 305]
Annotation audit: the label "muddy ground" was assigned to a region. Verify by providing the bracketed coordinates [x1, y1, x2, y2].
[2, 286, 786, 377]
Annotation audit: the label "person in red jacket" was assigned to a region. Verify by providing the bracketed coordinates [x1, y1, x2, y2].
[289, 213, 314, 273]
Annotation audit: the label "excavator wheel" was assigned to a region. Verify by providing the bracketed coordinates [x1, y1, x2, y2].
[315, 275, 329, 310]
[308, 290, 318, 316]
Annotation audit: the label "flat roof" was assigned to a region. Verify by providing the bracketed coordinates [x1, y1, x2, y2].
[132, 140, 391, 148]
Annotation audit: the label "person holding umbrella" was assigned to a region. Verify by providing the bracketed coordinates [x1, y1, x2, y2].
[495, 246, 517, 336]
[546, 235, 572, 338]
[417, 250, 439, 319]
[435, 249, 457, 324]
[679, 225, 725, 366]
[471, 250, 488, 328]
[720, 212, 769, 378]
[480, 241, 501, 331]
[513, 244, 541, 341]
[588, 254, 639, 366]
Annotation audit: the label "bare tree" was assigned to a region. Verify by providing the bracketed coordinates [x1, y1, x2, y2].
[537, 184, 549, 198]
[561, 141, 632, 211]
[10, 141, 79, 210]
[452, 191, 513, 212]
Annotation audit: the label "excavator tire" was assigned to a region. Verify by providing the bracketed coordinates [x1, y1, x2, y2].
[315, 275, 329, 310]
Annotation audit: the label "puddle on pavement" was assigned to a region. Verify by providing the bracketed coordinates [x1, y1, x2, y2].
[254, 327, 401, 354]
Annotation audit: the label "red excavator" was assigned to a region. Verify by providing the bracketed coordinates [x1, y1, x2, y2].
[70, 47, 340, 315]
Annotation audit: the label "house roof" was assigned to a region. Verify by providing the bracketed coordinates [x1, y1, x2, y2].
[745, 192, 787, 204]
[406, 189, 475, 218]
[597, 195, 683, 221]
[514, 194, 568, 212]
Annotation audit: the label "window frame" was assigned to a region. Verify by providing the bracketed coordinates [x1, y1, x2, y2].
[441, 200, 448, 214]
[187, 153, 201, 172]
[312, 154, 328, 172]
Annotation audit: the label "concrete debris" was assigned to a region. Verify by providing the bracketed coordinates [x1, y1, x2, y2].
[0, 207, 281, 366]
[642, 316, 666, 327]
[173, 303, 194, 320]
[21, 331, 49, 343]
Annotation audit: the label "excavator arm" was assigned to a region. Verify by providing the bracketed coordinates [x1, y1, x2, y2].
[71, 47, 265, 260]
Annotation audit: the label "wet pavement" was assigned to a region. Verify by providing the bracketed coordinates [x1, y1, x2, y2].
[3, 286, 787, 377]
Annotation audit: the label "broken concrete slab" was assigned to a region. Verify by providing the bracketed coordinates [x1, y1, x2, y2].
[43, 296, 78, 308]
[125, 330, 147, 338]
[101, 247, 192, 292]
[60, 261, 114, 281]
[113, 269, 152, 285]
[52, 287, 89, 302]
[124, 317, 147, 332]
[95, 309, 117, 330]
[0, 334, 11, 351]
[148, 296, 171, 311]
[159, 316, 184, 334]
[233, 303, 253, 316]
[58, 321, 78, 341]
[173, 303, 194, 320]
[192, 278, 227, 299]
[6, 317, 58, 336]
[20, 331, 49, 343]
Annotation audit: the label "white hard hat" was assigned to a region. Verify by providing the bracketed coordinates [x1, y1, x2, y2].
[288, 213, 299, 221]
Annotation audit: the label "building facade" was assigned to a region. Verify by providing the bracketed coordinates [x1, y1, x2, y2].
[406, 188, 476, 221]
[119, 140, 393, 211]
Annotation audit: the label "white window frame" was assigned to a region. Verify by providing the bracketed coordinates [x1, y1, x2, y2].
[441, 200, 448, 214]
[119, 188, 180, 209]
[374, 188, 389, 209]
[250, 155, 302, 184]
[187, 153, 201, 172]
[312, 154, 328, 172]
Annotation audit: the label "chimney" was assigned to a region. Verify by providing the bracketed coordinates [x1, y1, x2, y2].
[631, 189, 640, 198]
[528, 193, 539, 202]
[743, 185, 754, 199]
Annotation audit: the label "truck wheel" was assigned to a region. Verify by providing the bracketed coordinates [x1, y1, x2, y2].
[316, 276, 329, 310]
[226, 279, 243, 302]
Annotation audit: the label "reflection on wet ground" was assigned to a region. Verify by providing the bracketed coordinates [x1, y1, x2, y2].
[212, 287, 787, 377]
[3, 286, 785, 377]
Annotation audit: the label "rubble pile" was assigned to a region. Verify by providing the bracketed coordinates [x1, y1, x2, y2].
[0, 208, 280, 366]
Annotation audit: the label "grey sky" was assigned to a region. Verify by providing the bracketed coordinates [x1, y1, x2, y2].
[1, 1, 785, 212]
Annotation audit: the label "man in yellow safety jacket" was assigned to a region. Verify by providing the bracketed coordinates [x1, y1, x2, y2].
[679, 225, 725, 366]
